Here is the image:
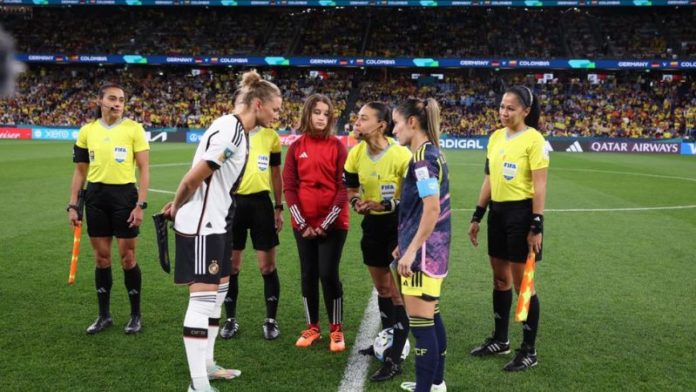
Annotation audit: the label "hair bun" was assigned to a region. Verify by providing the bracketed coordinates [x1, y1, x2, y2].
[240, 70, 262, 88]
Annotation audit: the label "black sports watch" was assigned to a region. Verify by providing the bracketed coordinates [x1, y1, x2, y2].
[136, 202, 148, 210]
[66, 204, 79, 212]
[274, 203, 284, 211]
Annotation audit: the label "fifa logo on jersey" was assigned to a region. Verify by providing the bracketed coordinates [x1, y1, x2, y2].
[502, 162, 518, 181]
[113, 147, 127, 163]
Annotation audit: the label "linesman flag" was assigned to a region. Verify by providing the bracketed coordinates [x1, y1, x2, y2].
[68, 190, 85, 285]
[514, 252, 536, 323]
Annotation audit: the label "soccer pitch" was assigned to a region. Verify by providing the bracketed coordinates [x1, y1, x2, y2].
[1, 141, 695, 392]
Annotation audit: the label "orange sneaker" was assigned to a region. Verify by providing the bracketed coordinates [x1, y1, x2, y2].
[330, 330, 345, 352]
[295, 327, 321, 348]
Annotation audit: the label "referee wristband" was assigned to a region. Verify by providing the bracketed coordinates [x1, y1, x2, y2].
[350, 196, 360, 210]
[380, 199, 397, 212]
[530, 214, 544, 234]
[470, 206, 486, 223]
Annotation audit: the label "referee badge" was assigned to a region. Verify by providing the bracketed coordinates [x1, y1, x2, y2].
[209, 259, 220, 275]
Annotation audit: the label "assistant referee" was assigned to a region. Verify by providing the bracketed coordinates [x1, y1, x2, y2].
[468, 85, 548, 372]
[68, 82, 150, 335]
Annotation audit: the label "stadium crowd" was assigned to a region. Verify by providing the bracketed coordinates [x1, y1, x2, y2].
[2, 6, 695, 59]
[2, 66, 694, 139]
[0, 67, 351, 130]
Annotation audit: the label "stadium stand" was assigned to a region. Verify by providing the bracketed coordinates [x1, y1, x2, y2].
[2, 66, 693, 139]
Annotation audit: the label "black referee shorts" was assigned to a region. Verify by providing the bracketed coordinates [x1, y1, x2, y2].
[487, 199, 543, 263]
[361, 212, 399, 267]
[231, 192, 279, 252]
[84, 182, 139, 238]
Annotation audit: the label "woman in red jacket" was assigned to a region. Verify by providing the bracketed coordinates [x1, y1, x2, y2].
[283, 94, 349, 352]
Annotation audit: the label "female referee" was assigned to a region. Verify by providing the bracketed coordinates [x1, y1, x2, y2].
[68, 82, 149, 335]
[468, 85, 548, 372]
[392, 98, 450, 392]
[283, 94, 349, 352]
[164, 70, 282, 392]
[344, 102, 412, 381]
[219, 93, 284, 341]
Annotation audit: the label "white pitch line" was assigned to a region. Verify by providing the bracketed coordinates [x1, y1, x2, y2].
[338, 289, 380, 392]
[453, 205, 696, 213]
[150, 162, 190, 168]
[149, 188, 175, 195]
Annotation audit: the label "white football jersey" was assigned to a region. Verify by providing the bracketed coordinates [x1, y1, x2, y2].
[174, 114, 248, 235]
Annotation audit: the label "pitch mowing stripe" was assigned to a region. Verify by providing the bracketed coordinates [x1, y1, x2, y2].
[149, 188, 175, 194]
[338, 289, 380, 392]
[150, 162, 191, 168]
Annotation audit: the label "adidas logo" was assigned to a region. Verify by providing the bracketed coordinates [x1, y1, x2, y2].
[128, 289, 139, 296]
[96, 288, 108, 294]
[299, 152, 309, 159]
[267, 296, 278, 302]
[206, 222, 213, 228]
[566, 141, 583, 152]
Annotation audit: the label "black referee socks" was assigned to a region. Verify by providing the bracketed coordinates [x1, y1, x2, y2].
[378, 296, 396, 330]
[95, 267, 112, 317]
[124, 264, 141, 317]
[224, 273, 239, 319]
[263, 270, 280, 320]
[493, 289, 513, 342]
[522, 295, 540, 350]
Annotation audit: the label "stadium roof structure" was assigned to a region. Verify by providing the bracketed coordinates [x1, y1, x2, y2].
[4, 0, 696, 7]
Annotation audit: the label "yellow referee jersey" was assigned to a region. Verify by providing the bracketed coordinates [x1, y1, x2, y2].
[487, 127, 549, 202]
[237, 127, 282, 195]
[344, 137, 411, 215]
[76, 118, 149, 184]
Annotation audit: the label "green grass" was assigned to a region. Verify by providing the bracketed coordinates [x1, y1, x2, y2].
[1, 141, 695, 391]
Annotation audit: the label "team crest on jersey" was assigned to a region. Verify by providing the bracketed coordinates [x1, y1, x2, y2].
[502, 162, 518, 180]
[209, 259, 220, 275]
[219, 148, 233, 162]
[114, 146, 127, 163]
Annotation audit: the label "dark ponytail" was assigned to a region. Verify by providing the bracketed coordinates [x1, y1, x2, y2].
[364, 101, 394, 137]
[505, 85, 540, 130]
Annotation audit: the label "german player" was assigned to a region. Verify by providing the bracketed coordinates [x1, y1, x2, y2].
[163, 70, 282, 392]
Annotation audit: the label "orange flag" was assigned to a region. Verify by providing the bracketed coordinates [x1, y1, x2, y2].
[68, 224, 82, 285]
[515, 251, 536, 323]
